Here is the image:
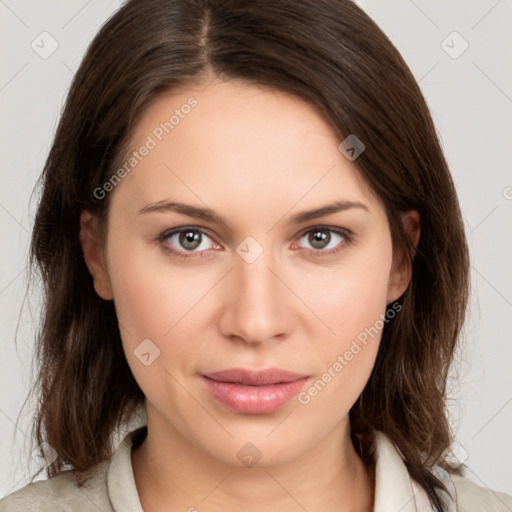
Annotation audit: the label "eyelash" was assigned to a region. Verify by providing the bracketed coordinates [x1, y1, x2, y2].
[157, 225, 353, 260]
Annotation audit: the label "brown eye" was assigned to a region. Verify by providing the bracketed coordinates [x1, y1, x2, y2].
[296, 226, 351, 256]
[159, 227, 217, 258]
[308, 229, 331, 249]
[178, 229, 202, 250]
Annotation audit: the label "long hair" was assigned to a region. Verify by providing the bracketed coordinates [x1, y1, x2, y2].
[25, 1, 470, 510]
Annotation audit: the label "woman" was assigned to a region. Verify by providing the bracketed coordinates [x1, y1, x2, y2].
[1, 0, 511, 510]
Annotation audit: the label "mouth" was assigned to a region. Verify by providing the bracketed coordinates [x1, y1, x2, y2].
[201, 368, 310, 414]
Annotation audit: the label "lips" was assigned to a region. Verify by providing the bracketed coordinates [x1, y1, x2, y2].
[202, 367, 309, 386]
[202, 367, 309, 414]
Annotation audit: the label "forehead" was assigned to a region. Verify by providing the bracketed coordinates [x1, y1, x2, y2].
[113, 79, 379, 214]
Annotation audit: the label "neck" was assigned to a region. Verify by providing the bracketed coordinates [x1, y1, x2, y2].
[132, 408, 375, 512]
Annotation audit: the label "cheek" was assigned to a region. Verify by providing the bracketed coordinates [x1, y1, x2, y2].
[294, 241, 392, 405]
[106, 244, 196, 403]
[106, 237, 215, 383]
[109, 260, 172, 340]
[107, 237, 204, 340]
[300, 242, 392, 345]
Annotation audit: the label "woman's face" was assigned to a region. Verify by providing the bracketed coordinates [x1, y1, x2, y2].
[84, 79, 415, 466]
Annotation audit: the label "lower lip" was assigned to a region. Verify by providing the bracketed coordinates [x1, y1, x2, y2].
[202, 376, 309, 414]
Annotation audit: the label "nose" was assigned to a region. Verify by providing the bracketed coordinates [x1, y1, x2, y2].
[218, 243, 295, 346]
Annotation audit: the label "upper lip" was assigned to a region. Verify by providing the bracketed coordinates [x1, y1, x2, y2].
[202, 368, 309, 386]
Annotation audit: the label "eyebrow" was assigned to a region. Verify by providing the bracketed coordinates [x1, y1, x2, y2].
[138, 199, 369, 226]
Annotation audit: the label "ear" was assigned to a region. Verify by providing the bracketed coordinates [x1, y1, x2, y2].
[79, 210, 113, 300]
[387, 210, 421, 304]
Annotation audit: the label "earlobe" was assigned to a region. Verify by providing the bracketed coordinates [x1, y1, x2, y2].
[79, 210, 114, 300]
[386, 210, 421, 304]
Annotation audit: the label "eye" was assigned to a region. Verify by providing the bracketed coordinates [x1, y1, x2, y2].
[158, 227, 219, 259]
[294, 226, 351, 256]
[157, 225, 352, 260]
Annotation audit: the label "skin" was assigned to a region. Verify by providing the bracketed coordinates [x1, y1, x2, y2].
[80, 77, 420, 512]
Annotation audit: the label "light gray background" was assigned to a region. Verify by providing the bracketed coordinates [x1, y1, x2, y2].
[1, 0, 511, 500]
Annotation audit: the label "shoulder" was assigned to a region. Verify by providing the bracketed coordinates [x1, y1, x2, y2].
[0, 460, 111, 512]
[0, 421, 147, 512]
[451, 473, 512, 512]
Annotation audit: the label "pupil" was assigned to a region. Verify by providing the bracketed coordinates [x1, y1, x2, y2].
[310, 230, 330, 249]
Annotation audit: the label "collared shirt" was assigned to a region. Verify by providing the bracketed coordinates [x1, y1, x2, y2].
[1, 425, 511, 511]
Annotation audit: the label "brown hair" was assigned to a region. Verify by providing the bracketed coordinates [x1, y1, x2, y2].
[24, 0, 469, 510]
